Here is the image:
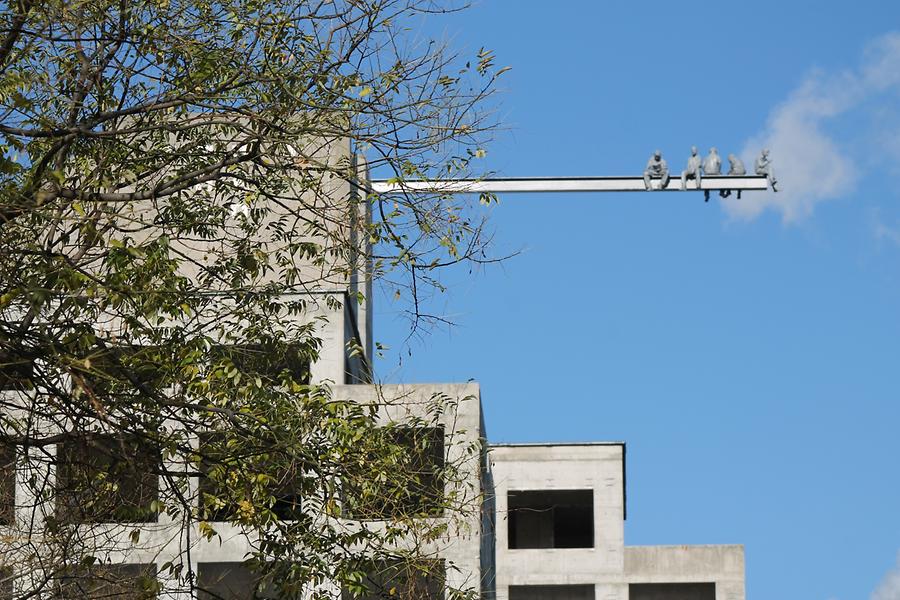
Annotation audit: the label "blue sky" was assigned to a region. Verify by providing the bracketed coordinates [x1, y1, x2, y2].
[372, 2, 900, 599]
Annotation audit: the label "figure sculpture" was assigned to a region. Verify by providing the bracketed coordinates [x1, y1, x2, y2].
[703, 147, 722, 175]
[681, 146, 702, 191]
[727, 153, 746, 176]
[755, 149, 778, 192]
[702, 147, 721, 201]
[643, 150, 669, 191]
[720, 154, 746, 199]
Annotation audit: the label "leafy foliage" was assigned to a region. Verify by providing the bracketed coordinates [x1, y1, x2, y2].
[0, 0, 502, 597]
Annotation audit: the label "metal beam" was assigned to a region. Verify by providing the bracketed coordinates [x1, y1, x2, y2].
[369, 175, 769, 194]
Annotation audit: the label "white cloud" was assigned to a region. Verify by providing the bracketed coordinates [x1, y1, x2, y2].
[726, 32, 900, 223]
[872, 551, 900, 600]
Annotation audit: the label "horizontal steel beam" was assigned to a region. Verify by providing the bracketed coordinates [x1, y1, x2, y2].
[369, 175, 769, 194]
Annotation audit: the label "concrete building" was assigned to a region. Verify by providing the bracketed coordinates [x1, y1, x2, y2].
[0, 140, 745, 599]
[490, 444, 744, 600]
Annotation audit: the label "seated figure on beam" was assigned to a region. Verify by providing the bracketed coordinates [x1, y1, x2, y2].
[755, 148, 778, 192]
[702, 147, 722, 202]
[720, 153, 746, 199]
[681, 146, 702, 191]
[703, 147, 722, 175]
[643, 150, 670, 191]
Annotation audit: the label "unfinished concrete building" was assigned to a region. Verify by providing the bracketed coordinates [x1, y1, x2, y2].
[0, 139, 746, 600]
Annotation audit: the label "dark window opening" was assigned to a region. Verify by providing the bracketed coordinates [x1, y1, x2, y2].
[0, 352, 33, 390]
[73, 346, 168, 398]
[509, 585, 595, 600]
[507, 489, 593, 549]
[0, 442, 14, 526]
[341, 559, 445, 600]
[55, 434, 159, 523]
[55, 563, 158, 600]
[628, 583, 716, 600]
[344, 426, 445, 519]
[210, 344, 310, 386]
[0, 566, 12, 600]
[197, 562, 308, 600]
[197, 563, 255, 600]
[198, 433, 306, 522]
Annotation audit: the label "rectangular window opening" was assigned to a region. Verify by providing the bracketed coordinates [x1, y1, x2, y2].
[628, 582, 716, 600]
[0, 352, 33, 391]
[509, 585, 595, 600]
[341, 559, 445, 600]
[75, 346, 168, 397]
[210, 344, 310, 386]
[507, 489, 593, 549]
[55, 563, 158, 600]
[197, 562, 303, 600]
[198, 433, 306, 522]
[344, 426, 445, 519]
[55, 434, 159, 524]
[197, 563, 263, 600]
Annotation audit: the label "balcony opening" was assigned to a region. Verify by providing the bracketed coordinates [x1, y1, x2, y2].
[199, 562, 328, 600]
[55, 434, 159, 523]
[55, 563, 158, 600]
[0, 352, 33, 391]
[509, 585, 595, 600]
[507, 489, 593, 549]
[344, 426, 445, 519]
[196, 563, 280, 600]
[628, 583, 716, 600]
[73, 346, 167, 397]
[197, 432, 308, 522]
[341, 559, 445, 600]
[210, 344, 310, 386]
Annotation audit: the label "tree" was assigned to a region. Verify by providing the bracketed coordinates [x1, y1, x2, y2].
[0, 0, 504, 597]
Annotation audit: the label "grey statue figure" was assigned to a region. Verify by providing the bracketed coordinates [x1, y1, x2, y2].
[720, 154, 747, 199]
[643, 150, 669, 190]
[702, 147, 721, 201]
[727, 153, 746, 175]
[703, 147, 722, 175]
[755, 148, 778, 192]
[681, 146, 702, 191]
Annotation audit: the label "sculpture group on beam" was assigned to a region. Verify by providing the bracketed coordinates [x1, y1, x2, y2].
[642, 148, 775, 197]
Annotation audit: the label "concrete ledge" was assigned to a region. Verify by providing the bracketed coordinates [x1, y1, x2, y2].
[624, 545, 745, 582]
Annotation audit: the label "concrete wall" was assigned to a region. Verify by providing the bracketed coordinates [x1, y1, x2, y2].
[305, 291, 369, 385]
